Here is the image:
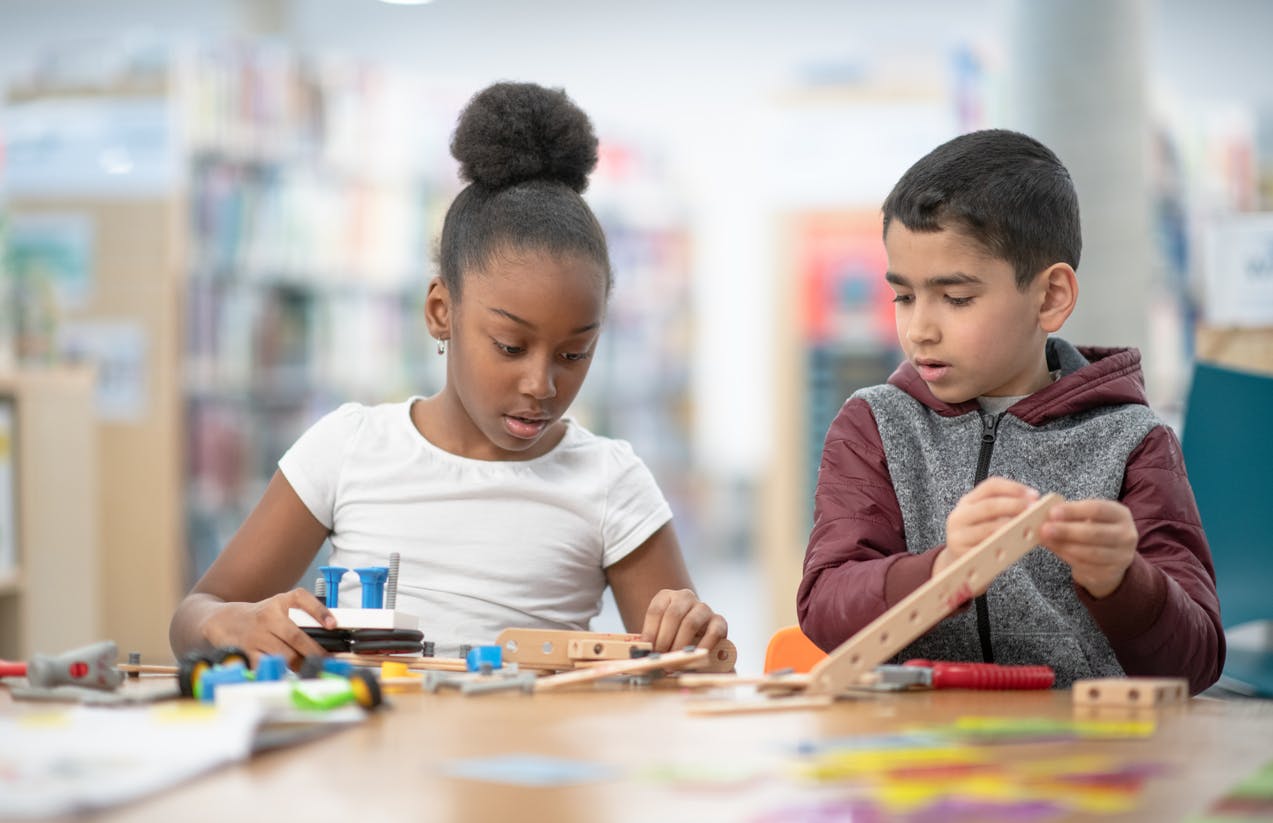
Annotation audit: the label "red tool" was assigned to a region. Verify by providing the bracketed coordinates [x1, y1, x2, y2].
[872, 659, 1055, 690]
[0, 640, 124, 691]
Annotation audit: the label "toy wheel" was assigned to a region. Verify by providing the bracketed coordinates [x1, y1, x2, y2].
[349, 668, 383, 709]
[178, 652, 214, 699]
[301, 627, 351, 653]
[348, 639, 424, 654]
[212, 646, 250, 669]
[349, 629, 424, 643]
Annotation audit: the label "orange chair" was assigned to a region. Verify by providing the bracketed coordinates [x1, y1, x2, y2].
[763, 625, 828, 674]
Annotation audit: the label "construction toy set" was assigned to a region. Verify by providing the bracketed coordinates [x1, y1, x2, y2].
[0, 512, 1190, 710]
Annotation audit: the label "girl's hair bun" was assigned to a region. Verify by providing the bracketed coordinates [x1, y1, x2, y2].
[450, 82, 599, 194]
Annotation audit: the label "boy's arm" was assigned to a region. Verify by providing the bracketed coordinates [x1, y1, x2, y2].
[1075, 425, 1225, 694]
[797, 398, 940, 652]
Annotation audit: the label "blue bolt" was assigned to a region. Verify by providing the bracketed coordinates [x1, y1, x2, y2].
[256, 654, 287, 682]
[319, 566, 348, 609]
[355, 566, 389, 609]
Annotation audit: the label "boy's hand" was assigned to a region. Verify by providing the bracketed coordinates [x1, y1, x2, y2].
[202, 588, 335, 668]
[935, 477, 1040, 590]
[1040, 500, 1138, 598]
[640, 588, 728, 654]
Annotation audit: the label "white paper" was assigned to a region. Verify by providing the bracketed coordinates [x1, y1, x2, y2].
[0, 703, 261, 818]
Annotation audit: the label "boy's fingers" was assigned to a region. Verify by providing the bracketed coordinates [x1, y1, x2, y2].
[960, 497, 1036, 528]
[1043, 519, 1135, 549]
[971, 477, 1039, 500]
[1049, 499, 1128, 523]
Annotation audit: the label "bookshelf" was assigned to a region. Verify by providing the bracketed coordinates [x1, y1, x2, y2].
[0, 368, 99, 661]
[761, 211, 900, 628]
[3, 43, 446, 660]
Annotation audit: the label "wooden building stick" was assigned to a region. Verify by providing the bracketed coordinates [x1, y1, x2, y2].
[806, 493, 1062, 696]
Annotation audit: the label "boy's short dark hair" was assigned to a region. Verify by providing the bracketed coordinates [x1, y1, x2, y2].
[881, 129, 1081, 289]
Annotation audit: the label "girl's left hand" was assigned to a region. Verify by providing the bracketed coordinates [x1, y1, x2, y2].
[640, 588, 728, 653]
[1040, 499, 1139, 598]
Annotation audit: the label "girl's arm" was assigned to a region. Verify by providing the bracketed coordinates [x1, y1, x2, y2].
[604, 523, 728, 653]
[169, 470, 335, 666]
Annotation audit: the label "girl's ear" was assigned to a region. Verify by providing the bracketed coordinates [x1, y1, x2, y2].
[424, 277, 453, 341]
[1037, 263, 1078, 334]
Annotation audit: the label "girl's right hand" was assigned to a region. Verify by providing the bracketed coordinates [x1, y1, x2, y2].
[640, 588, 728, 654]
[201, 589, 336, 668]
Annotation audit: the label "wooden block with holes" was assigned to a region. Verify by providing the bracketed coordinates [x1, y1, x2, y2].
[498, 627, 738, 674]
[497, 628, 642, 668]
[567, 638, 653, 661]
[1072, 677, 1189, 707]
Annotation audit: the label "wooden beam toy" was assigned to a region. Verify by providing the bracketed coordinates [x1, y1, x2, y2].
[1072, 677, 1189, 708]
[805, 493, 1062, 696]
[497, 627, 738, 675]
[689, 494, 1063, 714]
[497, 628, 649, 668]
[534, 647, 710, 692]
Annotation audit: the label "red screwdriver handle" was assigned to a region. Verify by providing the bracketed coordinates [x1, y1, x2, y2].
[0, 660, 28, 678]
[906, 659, 1055, 690]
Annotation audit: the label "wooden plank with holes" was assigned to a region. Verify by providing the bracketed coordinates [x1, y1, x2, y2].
[534, 648, 709, 692]
[699, 638, 739, 674]
[567, 638, 653, 661]
[1072, 677, 1189, 707]
[807, 493, 1062, 696]
[497, 628, 642, 668]
[498, 628, 738, 674]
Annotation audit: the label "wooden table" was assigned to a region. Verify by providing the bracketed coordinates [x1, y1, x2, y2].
[8, 682, 1273, 822]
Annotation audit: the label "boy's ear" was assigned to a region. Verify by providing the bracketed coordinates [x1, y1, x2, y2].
[1037, 263, 1078, 334]
[424, 276, 453, 340]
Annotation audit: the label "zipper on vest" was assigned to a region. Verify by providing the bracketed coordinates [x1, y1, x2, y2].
[974, 412, 1000, 484]
[972, 412, 1001, 663]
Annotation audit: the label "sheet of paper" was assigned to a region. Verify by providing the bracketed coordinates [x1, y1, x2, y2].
[0, 703, 261, 818]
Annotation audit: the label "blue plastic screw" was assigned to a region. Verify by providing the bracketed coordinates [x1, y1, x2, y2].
[355, 566, 390, 609]
[319, 566, 348, 609]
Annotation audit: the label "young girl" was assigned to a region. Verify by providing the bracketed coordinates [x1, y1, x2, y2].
[170, 82, 728, 665]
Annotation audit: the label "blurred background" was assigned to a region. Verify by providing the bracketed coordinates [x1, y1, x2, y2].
[1, 0, 1271, 675]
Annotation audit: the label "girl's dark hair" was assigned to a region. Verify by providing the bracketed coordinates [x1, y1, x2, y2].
[882, 129, 1081, 289]
[439, 82, 611, 299]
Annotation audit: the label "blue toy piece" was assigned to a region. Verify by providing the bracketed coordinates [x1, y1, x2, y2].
[322, 658, 354, 677]
[466, 645, 503, 673]
[255, 654, 288, 682]
[198, 663, 251, 701]
[354, 567, 390, 608]
[319, 566, 349, 608]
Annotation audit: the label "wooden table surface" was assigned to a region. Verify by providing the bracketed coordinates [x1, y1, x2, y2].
[7, 681, 1273, 822]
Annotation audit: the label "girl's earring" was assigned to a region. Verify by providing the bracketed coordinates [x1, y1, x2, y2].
[437, 338, 448, 356]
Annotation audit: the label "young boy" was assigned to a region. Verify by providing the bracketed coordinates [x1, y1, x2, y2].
[797, 129, 1223, 694]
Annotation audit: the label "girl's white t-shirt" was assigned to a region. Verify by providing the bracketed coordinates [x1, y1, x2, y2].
[277, 398, 672, 655]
